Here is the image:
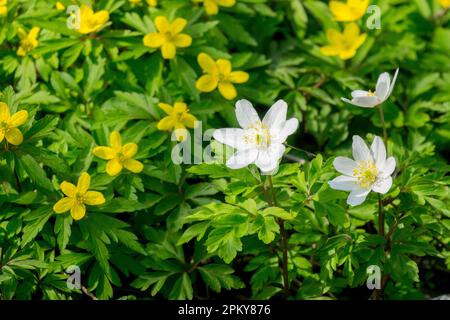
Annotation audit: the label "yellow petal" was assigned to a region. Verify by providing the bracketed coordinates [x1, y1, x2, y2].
[10, 110, 28, 127]
[56, 2, 65, 11]
[170, 18, 187, 35]
[71, 203, 86, 220]
[343, 23, 360, 41]
[0, 102, 10, 121]
[157, 116, 175, 131]
[352, 33, 367, 50]
[17, 46, 26, 57]
[147, 0, 157, 6]
[196, 74, 219, 92]
[0, 130, 4, 143]
[123, 159, 144, 173]
[197, 53, 217, 74]
[218, 82, 237, 100]
[106, 158, 123, 176]
[5, 127, 23, 145]
[320, 45, 340, 56]
[217, 0, 236, 6]
[173, 102, 188, 113]
[173, 34, 192, 48]
[155, 16, 170, 33]
[84, 191, 106, 206]
[216, 59, 232, 76]
[181, 113, 197, 128]
[143, 32, 165, 48]
[158, 103, 173, 115]
[339, 49, 357, 60]
[122, 143, 138, 158]
[92, 11, 109, 29]
[0, 6, 6, 16]
[77, 172, 91, 194]
[161, 42, 176, 59]
[204, 0, 219, 15]
[93, 146, 116, 160]
[326, 28, 342, 45]
[53, 197, 75, 214]
[29, 27, 40, 41]
[110, 131, 122, 150]
[229, 71, 249, 84]
[60, 181, 77, 197]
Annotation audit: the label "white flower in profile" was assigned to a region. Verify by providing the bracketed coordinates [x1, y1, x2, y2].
[342, 68, 399, 108]
[213, 99, 299, 173]
[328, 135, 396, 206]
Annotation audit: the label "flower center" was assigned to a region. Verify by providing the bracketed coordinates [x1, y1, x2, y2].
[163, 31, 173, 41]
[0, 120, 9, 130]
[352, 160, 378, 189]
[218, 73, 229, 82]
[367, 90, 375, 97]
[75, 192, 85, 204]
[244, 122, 271, 148]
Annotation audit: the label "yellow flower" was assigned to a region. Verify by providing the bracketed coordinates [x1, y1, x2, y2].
[0, 0, 7, 16]
[329, 0, 369, 22]
[56, 1, 65, 11]
[53, 172, 105, 220]
[157, 102, 197, 141]
[320, 23, 367, 60]
[93, 131, 144, 176]
[439, 0, 450, 8]
[17, 27, 40, 57]
[143, 16, 192, 60]
[193, 0, 236, 15]
[77, 4, 109, 34]
[0, 102, 28, 146]
[196, 53, 249, 100]
[147, 0, 157, 6]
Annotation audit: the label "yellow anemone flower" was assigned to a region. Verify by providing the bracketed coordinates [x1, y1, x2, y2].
[53, 172, 105, 220]
[93, 131, 144, 176]
[320, 23, 367, 60]
[17, 27, 40, 57]
[196, 53, 249, 100]
[0, 0, 7, 16]
[157, 102, 197, 141]
[56, 1, 65, 10]
[439, 0, 450, 8]
[0, 102, 28, 146]
[143, 16, 192, 59]
[329, 0, 369, 22]
[193, 0, 236, 15]
[77, 4, 109, 34]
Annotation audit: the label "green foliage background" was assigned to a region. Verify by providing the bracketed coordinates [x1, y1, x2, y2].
[0, 0, 449, 300]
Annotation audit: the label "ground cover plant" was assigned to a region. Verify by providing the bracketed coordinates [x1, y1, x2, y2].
[0, 0, 449, 300]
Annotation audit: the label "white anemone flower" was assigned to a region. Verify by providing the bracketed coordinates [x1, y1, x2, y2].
[342, 68, 399, 108]
[213, 99, 299, 173]
[328, 135, 396, 206]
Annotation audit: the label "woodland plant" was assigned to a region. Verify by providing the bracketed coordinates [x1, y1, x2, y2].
[0, 0, 449, 301]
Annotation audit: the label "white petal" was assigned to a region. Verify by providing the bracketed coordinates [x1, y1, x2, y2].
[352, 135, 372, 162]
[375, 72, 390, 101]
[333, 156, 356, 176]
[387, 68, 399, 97]
[328, 175, 358, 191]
[373, 176, 392, 194]
[272, 118, 299, 143]
[370, 136, 386, 168]
[236, 99, 260, 129]
[255, 144, 285, 172]
[341, 96, 379, 108]
[213, 128, 248, 150]
[226, 148, 258, 169]
[380, 156, 396, 177]
[262, 99, 287, 130]
[351, 90, 370, 98]
[347, 188, 371, 206]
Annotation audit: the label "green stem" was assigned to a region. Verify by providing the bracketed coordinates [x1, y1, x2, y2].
[378, 106, 388, 151]
[267, 175, 290, 296]
[378, 193, 384, 237]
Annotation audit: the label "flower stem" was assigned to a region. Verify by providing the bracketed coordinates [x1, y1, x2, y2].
[378, 106, 388, 151]
[377, 193, 384, 237]
[267, 175, 290, 296]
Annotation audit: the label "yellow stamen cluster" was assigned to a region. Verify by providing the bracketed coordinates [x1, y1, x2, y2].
[353, 160, 378, 189]
[244, 122, 271, 148]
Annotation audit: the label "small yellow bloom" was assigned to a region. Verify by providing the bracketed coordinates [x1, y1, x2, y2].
[157, 102, 197, 141]
[17, 27, 40, 57]
[0, 0, 7, 16]
[143, 16, 192, 60]
[53, 172, 105, 220]
[320, 23, 367, 60]
[0, 102, 28, 146]
[193, 0, 236, 15]
[93, 131, 144, 176]
[329, 0, 369, 22]
[77, 4, 109, 34]
[56, 1, 65, 11]
[147, 0, 157, 6]
[196, 53, 249, 100]
[439, 0, 450, 8]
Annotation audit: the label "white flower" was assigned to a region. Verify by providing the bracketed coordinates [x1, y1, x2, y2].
[341, 68, 399, 108]
[328, 135, 396, 206]
[213, 99, 299, 173]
